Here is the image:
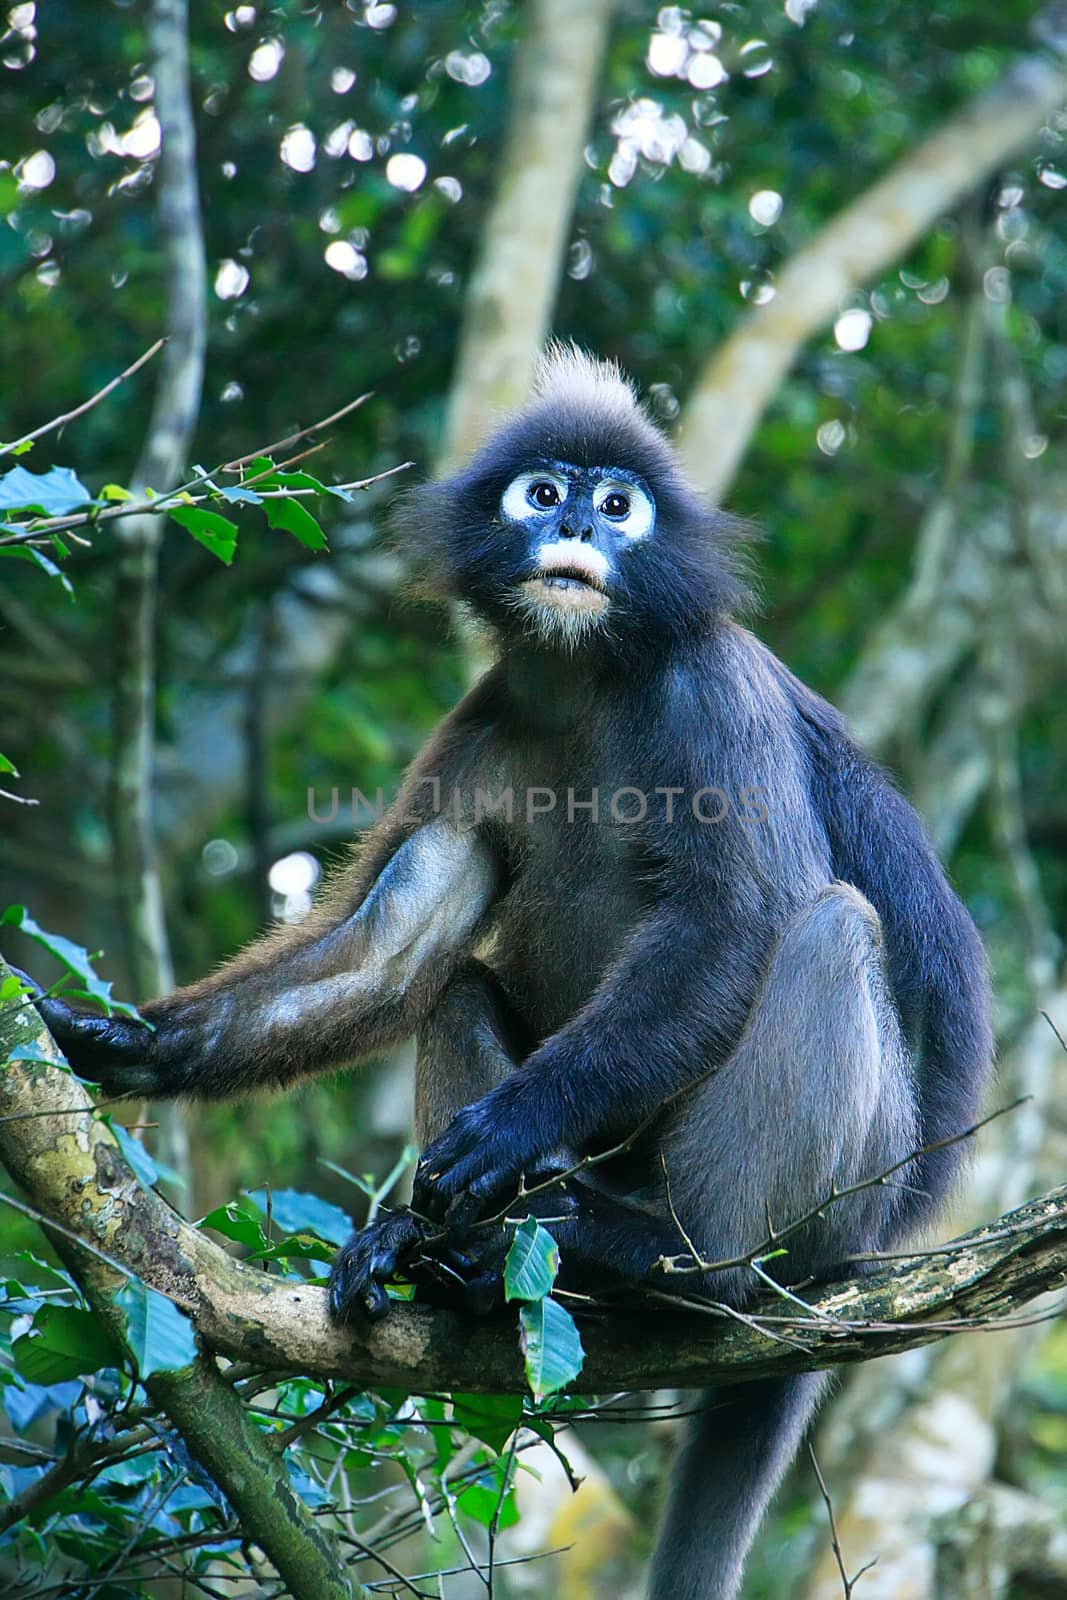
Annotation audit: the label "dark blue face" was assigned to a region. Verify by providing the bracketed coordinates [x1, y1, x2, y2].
[499, 460, 656, 557]
[391, 357, 748, 657]
[493, 460, 658, 641]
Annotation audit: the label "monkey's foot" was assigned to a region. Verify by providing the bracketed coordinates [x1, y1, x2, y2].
[328, 1210, 440, 1323]
[328, 1206, 520, 1323]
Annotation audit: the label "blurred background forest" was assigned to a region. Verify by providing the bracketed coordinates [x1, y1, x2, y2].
[3, 0, 1067, 1595]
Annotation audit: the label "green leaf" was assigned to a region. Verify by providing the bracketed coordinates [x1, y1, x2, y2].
[453, 1392, 524, 1453]
[114, 1281, 196, 1377]
[12, 1305, 121, 1384]
[262, 496, 328, 551]
[5, 1043, 67, 1069]
[99, 483, 133, 502]
[0, 906, 139, 1017]
[197, 1198, 268, 1252]
[215, 485, 263, 504]
[0, 464, 93, 516]
[168, 505, 238, 564]
[0, 544, 75, 596]
[518, 1296, 585, 1402]
[247, 1232, 336, 1267]
[247, 1187, 351, 1246]
[455, 1474, 520, 1530]
[258, 469, 328, 492]
[241, 463, 352, 503]
[0, 752, 16, 775]
[504, 1217, 560, 1303]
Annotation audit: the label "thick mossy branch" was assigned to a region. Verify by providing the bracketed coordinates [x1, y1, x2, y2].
[2, 972, 1066, 1399]
[0, 966, 353, 1600]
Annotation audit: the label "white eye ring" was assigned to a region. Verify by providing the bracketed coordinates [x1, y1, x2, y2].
[501, 470, 569, 523]
[593, 478, 654, 540]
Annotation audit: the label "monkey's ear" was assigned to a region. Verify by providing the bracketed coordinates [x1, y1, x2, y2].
[387, 480, 458, 604]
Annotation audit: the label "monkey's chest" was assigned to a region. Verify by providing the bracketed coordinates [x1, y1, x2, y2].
[486, 800, 648, 1040]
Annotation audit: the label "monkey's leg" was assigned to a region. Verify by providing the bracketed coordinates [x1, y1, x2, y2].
[32, 819, 498, 1100]
[413, 958, 532, 1146]
[330, 959, 532, 1321]
[644, 882, 919, 1600]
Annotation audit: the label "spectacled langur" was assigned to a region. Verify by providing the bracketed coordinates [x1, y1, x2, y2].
[30, 348, 992, 1600]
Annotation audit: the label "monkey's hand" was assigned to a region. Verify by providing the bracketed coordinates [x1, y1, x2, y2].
[13, 968, 160, 1095]
[411, 1075, 562, 1226]
[328, 1190, 593, 1324]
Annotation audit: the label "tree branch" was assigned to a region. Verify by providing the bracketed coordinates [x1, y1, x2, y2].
[0, 340, 166, 459]
[676, 24, 1067, 502]
[2, 962, 1066, 1401]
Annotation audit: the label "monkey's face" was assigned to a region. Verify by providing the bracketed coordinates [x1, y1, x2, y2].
[496, 461, 655, 644]
[392, 347, 748, 656]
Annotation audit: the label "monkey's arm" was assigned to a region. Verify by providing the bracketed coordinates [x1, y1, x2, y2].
[31, 693, 503, 1100]
[37, 816, 496, 1098]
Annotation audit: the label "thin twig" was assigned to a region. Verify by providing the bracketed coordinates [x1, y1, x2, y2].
[1042, 1010, 1067, 1054]
[657, 1097, 1027, 1277]
[0, 339, 166, 458]
[809, 1444, 877, 1598]
[221, 392, 373, 471]
[0, 460, 412, 549]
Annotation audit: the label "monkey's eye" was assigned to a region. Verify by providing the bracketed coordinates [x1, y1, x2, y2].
[599, 491, 630, 520]
[501, 470, 569, 524]
[593, 478, 655, 540]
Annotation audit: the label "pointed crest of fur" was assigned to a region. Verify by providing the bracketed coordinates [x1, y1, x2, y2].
[532, 342, 639, 426]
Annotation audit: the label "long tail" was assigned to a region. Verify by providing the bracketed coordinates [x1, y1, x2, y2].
[648, 1373, 827, 1600]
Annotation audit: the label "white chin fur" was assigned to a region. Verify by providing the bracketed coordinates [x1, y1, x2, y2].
[519, 577, 609, 614]
[510, 579, 610, 647]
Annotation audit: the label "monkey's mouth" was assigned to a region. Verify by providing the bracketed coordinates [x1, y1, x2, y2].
[518, 567, 610, 615]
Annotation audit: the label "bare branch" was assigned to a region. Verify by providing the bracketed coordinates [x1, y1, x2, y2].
[655, 1097, 1027, 1277]
[221, 391, 372, 471]
[0, 339, 166, 459]
[809, 1445, 877, 1599]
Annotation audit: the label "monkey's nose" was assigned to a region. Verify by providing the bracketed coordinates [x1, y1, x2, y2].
[559, 521, 595, 542]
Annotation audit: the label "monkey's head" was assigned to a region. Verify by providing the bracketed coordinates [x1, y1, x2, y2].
[394, 345, 750, 655]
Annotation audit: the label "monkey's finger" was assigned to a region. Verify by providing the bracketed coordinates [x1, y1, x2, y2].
[329, 1248, 373, 1323]
[369, 1245, 399, 1281]
[444, 1190, 488, 1233]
